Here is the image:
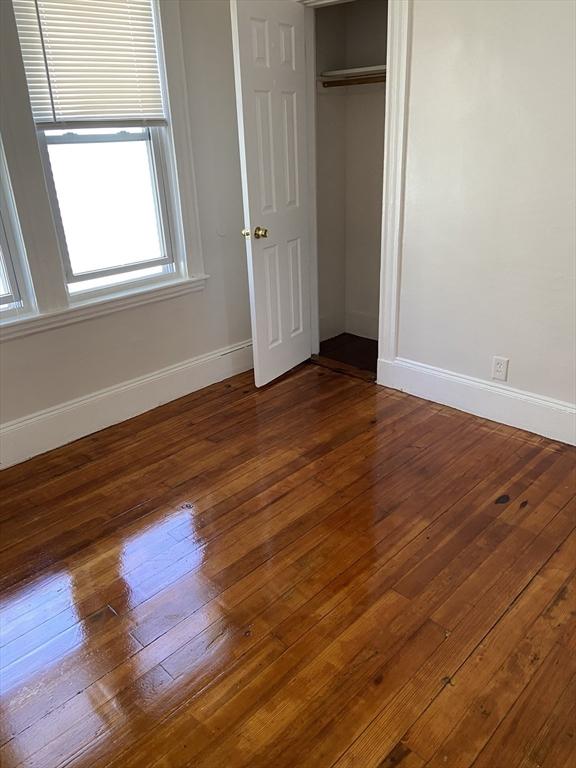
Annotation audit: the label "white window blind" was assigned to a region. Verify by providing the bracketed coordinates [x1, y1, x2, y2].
[12, 0, 166, 128]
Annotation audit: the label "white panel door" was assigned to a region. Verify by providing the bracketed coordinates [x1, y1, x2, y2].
[231, 0, 311, 387]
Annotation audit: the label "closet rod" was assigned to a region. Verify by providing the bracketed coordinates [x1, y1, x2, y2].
[322, 75, 386, 88]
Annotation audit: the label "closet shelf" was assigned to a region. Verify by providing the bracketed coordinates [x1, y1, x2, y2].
[319, 64, 386, 88]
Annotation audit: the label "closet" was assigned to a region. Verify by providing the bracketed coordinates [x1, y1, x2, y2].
[314, 0, 387, 375]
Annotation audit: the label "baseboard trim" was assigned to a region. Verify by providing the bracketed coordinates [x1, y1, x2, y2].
[377, 356, 576, 445]
[0, 340, 254, 468]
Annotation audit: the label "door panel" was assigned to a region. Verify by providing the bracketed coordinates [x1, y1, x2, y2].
[288, 237, 303, 336]
[231, 0, 311, 386]
[264, 244, 282, 348]
[281, 90, 299, 208]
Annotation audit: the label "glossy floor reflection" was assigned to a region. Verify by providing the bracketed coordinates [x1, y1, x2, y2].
[0, 365, 575, 768]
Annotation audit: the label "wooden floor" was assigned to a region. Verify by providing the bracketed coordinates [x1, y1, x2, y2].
[0, 364, 575, 768]
[319, 333, 378, 374]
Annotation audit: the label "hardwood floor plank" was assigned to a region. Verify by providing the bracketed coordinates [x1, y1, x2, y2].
[124, 589, 412, 768]
[401, 525, 576, 762]
[471, 641, 576, 768]
[329, 503, 576, 767]
[514, 673, 576, 768]
[54, 420, 540, 768]
[288, 621, 446, 768]
[422, 575, 576, 767]
[1, 612, 143, 743]
[130, 440, 568, 759]
[0, 446, 301, 644]
[0, 365, 574, 768]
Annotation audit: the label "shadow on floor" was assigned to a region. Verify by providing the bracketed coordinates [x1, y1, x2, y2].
[318, 333, 378, 374]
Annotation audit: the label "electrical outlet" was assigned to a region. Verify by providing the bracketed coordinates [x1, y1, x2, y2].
[492, 356, 509, 382]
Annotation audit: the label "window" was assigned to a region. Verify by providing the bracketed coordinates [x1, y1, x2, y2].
[0, 141, 33, 317]
[13, 0, 181, 298]
[42, 127, 174, 293]
[0, 238, 21, 313]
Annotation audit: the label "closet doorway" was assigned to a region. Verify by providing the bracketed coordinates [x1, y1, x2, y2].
[313, 0, 387, 379]
[231, 0, 393, 386]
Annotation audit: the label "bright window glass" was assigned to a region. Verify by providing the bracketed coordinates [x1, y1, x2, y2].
[45, 128, 168, 283]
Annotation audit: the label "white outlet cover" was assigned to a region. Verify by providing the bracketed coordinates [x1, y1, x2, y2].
[492, 356, 509, 382]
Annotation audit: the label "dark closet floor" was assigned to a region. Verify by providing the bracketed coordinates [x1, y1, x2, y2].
[318, 333, 378, 374]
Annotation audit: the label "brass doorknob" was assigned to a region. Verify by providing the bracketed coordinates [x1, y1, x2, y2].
[241, 228, 251, 238]
[254, 226, 269, 239]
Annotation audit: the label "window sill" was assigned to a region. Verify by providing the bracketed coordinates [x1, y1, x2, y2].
[0, 274, 209, 341]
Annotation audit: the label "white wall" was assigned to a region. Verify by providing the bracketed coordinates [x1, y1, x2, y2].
[380, 0, 576, 443]
[0, 0, 253, 462]
[344, 83, 385, 340]
[344, 0, 388, 68]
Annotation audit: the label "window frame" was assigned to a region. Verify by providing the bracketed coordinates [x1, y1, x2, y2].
[0, 218, 22, 310]
[38, 124, 178, 291]
[0, 140, 35, 319]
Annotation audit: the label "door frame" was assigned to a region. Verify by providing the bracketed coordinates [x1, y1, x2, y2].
[303, 4, 320, 354]
[302, 0, 412, 371]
